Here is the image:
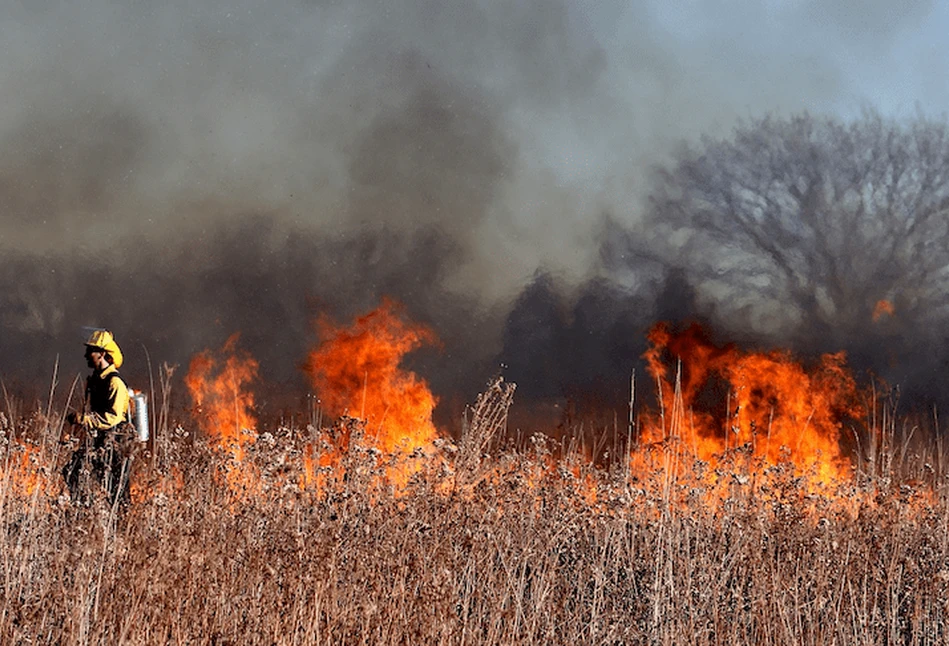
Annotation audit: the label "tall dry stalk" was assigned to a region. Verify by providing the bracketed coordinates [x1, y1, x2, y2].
[0, 377, 947, 644]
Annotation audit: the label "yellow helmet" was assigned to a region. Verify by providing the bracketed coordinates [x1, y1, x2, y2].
[85, 329, 124, 369]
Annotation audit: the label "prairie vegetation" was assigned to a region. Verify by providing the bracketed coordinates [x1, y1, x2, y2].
[0, 377, 948, 646]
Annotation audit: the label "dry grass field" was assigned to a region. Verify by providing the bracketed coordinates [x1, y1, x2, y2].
[1, 372, 948, 646]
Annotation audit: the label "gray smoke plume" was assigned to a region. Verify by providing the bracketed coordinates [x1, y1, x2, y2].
[0, 0, 945, 426]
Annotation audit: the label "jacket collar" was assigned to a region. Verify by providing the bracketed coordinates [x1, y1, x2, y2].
[96, 363, 118, 379]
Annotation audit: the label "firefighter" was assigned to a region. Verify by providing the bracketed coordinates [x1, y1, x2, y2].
[63, 329, 133, 507]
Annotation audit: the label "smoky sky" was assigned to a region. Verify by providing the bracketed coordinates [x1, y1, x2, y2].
[1, 0, 947, 427]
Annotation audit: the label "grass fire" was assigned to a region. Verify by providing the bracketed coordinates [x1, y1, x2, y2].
[6, 1, 949, 641]
[1, 300, 948, 644]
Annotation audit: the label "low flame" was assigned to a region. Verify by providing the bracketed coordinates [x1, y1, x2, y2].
[4, 441, 48, 498]
[185, 333, 259, 455]
[185, 334, 259, 490]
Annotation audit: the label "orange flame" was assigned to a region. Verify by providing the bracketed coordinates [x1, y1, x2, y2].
[304, 299, 439, 455]
[640, 323, 863, 484]
[4, 440, 50, 499]
[185, 334, 259, 492]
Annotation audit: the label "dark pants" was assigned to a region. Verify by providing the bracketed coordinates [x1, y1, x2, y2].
[62, 427, 132, 508]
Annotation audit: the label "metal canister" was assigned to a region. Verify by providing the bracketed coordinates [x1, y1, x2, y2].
[129, 390, 150, 443]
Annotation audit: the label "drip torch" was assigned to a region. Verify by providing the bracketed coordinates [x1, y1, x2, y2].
[129, 390, 150, 442]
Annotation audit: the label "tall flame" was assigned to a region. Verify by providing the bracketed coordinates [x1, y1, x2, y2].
[304, 299, 439, 454]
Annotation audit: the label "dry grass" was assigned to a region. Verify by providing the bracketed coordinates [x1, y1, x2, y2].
[0, 380, 948, 645]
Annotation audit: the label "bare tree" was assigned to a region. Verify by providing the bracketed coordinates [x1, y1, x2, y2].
[643, 111, 949, 351]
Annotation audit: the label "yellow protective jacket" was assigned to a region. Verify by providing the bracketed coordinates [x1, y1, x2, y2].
[80, 364, 130, 431]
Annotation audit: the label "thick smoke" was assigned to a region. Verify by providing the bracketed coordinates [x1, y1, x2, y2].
[0, 219, 496, 417]
[1, 0, 945, 428]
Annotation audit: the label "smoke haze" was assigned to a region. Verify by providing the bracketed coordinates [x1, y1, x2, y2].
[1, 0, 945, 425]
